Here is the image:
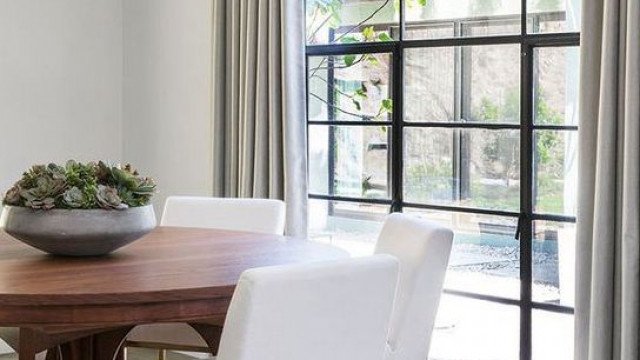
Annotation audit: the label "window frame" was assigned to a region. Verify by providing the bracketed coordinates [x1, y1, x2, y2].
[305, 2, 579, 359]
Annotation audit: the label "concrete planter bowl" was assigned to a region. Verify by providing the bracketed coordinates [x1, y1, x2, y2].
[0, 205, 156, 256]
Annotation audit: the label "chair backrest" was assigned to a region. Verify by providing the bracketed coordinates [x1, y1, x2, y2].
[160, 196, 286, 235]
[375, 213, 454, 360]
[216, 255, 400, 360]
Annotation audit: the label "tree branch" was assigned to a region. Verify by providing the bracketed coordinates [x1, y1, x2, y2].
[308, 0, 392, 78]
[332, 0, 391, 43]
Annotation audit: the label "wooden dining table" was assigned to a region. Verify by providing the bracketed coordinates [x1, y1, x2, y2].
[0, 226, 348, 360]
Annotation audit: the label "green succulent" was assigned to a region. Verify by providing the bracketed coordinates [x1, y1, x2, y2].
[62, 186, 91, 208]
[2, 161, 156, 210]
[96, 185, 127, 210]
[18, 175, 67, 210]
[4, 185, 21, 205]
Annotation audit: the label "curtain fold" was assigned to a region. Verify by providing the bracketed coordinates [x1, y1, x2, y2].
[212, 0, 307, 237]
[576, 0, 639, 358]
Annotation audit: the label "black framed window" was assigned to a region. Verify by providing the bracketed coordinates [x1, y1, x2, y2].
[306, 1, 580, 359]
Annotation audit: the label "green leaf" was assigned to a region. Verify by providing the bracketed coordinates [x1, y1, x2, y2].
[355, 88, 368, 98]
[378, 33, 393, 42]
[352, 99, 361, 111]
[340, 35, 360, 44]
[406, 0, 428, 7]
[362, 26, 376, 41]
[343, 54, 356, 67]
[365, 54, 380, 65]
[381, 98, 393, 112]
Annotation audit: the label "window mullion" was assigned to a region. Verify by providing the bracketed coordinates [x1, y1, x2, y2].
[391, 43, 404, 213]
[519, 42, 535, 360]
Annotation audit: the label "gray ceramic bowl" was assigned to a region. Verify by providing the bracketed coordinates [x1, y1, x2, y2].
[0, 205, 156, 256]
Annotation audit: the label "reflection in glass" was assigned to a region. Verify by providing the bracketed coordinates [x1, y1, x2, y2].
[405, 47, 455, 122]
[404, 128, 520, 211]
[308, 199, 388, 256]
[534, 130, 578, 215]
[405, 0, 521, 40]
[533, 221, 576, 307]
[404, 44, 520, 124]
[307, 54, 392, 122]
[534, 47, 580, 126]
[464, 45, 521, 124]
[528, 0, 581, 33]
[405, 209, 520, 300]
[306, 0, 398, 45]
[309, 125, 390, 199]
[532, 310, 574, 360]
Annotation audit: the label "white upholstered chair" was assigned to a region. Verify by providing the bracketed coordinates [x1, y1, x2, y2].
[126, 196, 287, 357]
[215, 255, 399, 360]
[159, 196, 286, 234]
[375, 213, 454, 360]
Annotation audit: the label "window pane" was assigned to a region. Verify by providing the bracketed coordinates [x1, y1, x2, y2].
[527, 0, 581, 33]
[309, 125, 390, 199]
[464, 44, 521, 124]
[534, 130, 578, 215]
[405, 47, 455, 122]
[307, 54, 392, 122]
[404, 44, 521, 124]
[308, 199, 388, 256]
[533, 310, 574, 360]
[534, 47, 580, 126]
[405, 209, 520, 300]
[306, 0, 398, 45]
[430, 294, 520, 360]
[405, 22, 454, 39]
[463, 19, 521, 37]
[405, 0, 521, 40]
[533, 221, 576, 307]
[404, 128, 520, 211]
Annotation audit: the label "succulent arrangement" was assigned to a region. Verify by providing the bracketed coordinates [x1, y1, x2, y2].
[3, 161, 156, 210]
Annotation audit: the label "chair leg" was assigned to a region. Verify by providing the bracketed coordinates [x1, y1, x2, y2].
[116, 346, 127, 360]
[44, 346, 62, 360]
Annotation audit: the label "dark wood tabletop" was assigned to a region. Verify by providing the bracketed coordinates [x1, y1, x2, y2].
[0, 227, 347, 360]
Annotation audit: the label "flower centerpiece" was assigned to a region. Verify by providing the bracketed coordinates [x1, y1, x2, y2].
[0, 161, 157, 256]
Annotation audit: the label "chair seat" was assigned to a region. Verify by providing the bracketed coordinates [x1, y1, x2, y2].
[127, 324, 209, 350]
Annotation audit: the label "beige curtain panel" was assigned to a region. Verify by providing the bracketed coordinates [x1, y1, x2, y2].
[211, 0, 307, 236]
[576, 0, 639, 359]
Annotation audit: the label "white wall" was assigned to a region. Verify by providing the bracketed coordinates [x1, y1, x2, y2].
[0, 0, 123, 193]
[0, 0, 214, 214]
[0, 1, 122, 353]
[123, 0, 214, 213]
[0, 0, 213, 352]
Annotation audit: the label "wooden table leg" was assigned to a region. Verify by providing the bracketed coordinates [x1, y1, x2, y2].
[18, 328, 39, 360]
[59, 337, 93, 360]
[188, 323, 223, 356]
[92, 327, 133, 360]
